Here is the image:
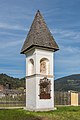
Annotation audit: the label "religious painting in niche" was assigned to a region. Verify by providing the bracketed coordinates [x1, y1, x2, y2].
[39, 77, 51, 99]
[40, 58, 50, 75]
[40, 61, 46, 74]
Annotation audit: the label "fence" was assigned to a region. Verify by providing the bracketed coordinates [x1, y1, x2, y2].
[54, 91, 71, 105]
[0, 89, 26, 107]
[54, 91, 80, 106]
[0, 90, 80, 107]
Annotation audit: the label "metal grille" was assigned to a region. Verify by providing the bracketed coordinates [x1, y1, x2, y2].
[39, 77, 51, 99]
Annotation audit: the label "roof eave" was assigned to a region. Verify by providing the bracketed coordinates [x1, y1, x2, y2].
[20, 45, 59, 54]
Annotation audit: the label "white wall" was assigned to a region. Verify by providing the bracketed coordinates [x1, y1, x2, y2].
[25, 48, 54, 110]
[36, 76, 54, 109]
[26, 77, 36, 109]
[26, 49, 36, 76]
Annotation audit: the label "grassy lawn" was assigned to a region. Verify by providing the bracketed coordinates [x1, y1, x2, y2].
[0, 106, 80, 120]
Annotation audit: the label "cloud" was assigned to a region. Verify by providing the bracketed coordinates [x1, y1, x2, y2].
[43, 8, 61, 15]
[0, 40, 23, 49]
[51, 28, 80, 42]
[55, 44, 80, 79]
[55, 69, 80, 79]
[0, 68, 25, 78]
[0, 22, 28, 31]
[55, 45, 80, 67]
[0, 0, 79, 80]
[59, 45, 80, 54]
[0, 68, 23, 73]
[0, 31, 25, 37]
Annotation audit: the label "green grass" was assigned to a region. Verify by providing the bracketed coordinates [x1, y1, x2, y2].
[0, 106, 80, 120]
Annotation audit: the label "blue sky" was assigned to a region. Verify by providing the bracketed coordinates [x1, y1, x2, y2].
[0, 0, 80, 79]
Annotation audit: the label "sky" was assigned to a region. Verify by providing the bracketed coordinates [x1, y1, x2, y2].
[0, 0, 80, 79]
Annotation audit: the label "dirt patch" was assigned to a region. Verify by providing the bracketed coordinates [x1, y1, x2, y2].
[41, 117, 49, 120]
[33, 117, 49, 120]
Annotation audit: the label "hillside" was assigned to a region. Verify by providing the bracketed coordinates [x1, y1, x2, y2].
[54, 74, 80, 92]
[0, 73, 25, 89]
[0, 73, 80, 91]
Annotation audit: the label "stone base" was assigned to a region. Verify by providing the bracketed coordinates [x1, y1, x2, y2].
[24, 107, 56, 111]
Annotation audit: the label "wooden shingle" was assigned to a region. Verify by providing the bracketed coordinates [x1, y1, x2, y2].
[21, 10, 59, 54]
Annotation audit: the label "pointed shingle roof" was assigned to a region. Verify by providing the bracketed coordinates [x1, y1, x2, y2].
[21, 10, 59, 54]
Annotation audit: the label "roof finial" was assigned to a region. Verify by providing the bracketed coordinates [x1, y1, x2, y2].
[37, 10, 40, 13]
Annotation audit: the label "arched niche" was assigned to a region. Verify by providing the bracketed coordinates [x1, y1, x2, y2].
[28, 58, 34, 76]
[40, 58, 50, 75]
